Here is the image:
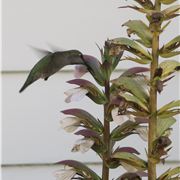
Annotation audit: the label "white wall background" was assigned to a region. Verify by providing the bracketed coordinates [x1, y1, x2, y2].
[2, 0, 180, 179]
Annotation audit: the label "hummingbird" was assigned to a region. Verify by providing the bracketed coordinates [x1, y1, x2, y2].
[19, 50, 84, 93]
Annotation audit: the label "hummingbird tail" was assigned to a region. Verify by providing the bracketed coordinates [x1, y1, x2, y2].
[19, 76, 36, 93]
[19, 83, 28, 93]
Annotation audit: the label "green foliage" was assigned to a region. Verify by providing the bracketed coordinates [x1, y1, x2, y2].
[19, 0, 180, 179]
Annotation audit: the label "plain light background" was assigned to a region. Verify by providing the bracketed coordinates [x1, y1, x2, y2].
[1, 0, 180, 179]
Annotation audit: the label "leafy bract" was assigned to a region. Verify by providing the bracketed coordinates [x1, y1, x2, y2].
[108, 38, 152, 60]
[120, 93, 149, 112]
[159, 60, 180, 78]
[162, 5, 180, 21]
[158, 100, 180, 114]
[112, 76, 149, 104]
[157, 167, 180, 180]
[61, 108, 103, 133]
[157, 117, 176, 138]
[123, 20, 152, 48]
[111, 121, 139, 141]
[160, 36, 180, 58]
[158, 100, 180, 118]
[57, 160, 101, 180]
[67, 79, 107, 104]
[160, 0, 177, 5]
[123, 56, 151, 64]
[112, 152, 147, 170]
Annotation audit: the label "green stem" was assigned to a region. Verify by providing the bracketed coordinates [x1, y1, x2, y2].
[102, 80, 110, 180]
[148, 1, 161, 179]
[148, 31, 159, 180]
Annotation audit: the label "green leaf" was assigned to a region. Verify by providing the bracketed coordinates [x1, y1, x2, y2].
[67, 79, 107, 104]
[160, 0, 177, 5]
[158, 100, 180, 114]
[108, 38, 152, 60]
[119, 5, 151, 14]
[62, 108, 103, 133]
[57, 160, 101, 180]
[123, 56, 151, 64]
[123, 20, 152, 48]
[120, 93, 149, 112]
[161, 21, 171, 32]
[112, 76, 149, 104]
[160, 51, 180, 58]
[158, 110, 180, 118]
[112, 152, 147, 170]
[160, 36, 180, 58]
[159, 60, 180, 78]
[157, 167, 180, 180]
[111, 121, 139, 141]
[162, 5, 180, 21]
[157, 117, 176, 138]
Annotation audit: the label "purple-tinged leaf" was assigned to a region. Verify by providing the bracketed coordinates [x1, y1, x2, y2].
[121, 67, 149, 77]
[67, 79, 107, 104]
[61, 109, 103, 133]
[82, 54, 104, 85]
[75, 129, 100, 139]
[114, 147, 140, 155]
[135, 116, 149, 123]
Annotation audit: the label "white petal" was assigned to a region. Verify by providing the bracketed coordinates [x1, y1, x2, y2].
[121, 162, 137, 172]
[60, 117, 80, 133]
[64, 87, 88, 103]
[74, 65, 88, 78]
[64, 126, 78, 133]
[70, 88, 88, 102]
[64, 87, 81, 96]
[111, 108, 134, 126]
[72, 138, 94, 153]
[54, 169, 76, 180]
[136, 126, 148, 141]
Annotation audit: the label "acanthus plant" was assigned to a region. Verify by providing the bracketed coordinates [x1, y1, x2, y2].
[19, 0, 180, 179]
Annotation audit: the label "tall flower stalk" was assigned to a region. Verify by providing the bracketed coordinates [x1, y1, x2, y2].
[20, 0, 180, 179]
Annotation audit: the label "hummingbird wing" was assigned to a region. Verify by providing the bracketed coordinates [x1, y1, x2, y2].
[19, 50, 85, 93]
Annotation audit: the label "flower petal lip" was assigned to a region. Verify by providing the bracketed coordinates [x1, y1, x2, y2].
[71, 138, 94, 153]
[64, 87, 88, 103]
[54, 168, 76, 180]
[74, 65, 88, 78]
[121, 161, 138, 172]
[60, 117, 81, 133]
[112, 107, 135, 126]
[135, 126, 148, 141]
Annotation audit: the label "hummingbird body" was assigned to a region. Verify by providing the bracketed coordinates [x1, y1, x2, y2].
[19, 50, 83, 93]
